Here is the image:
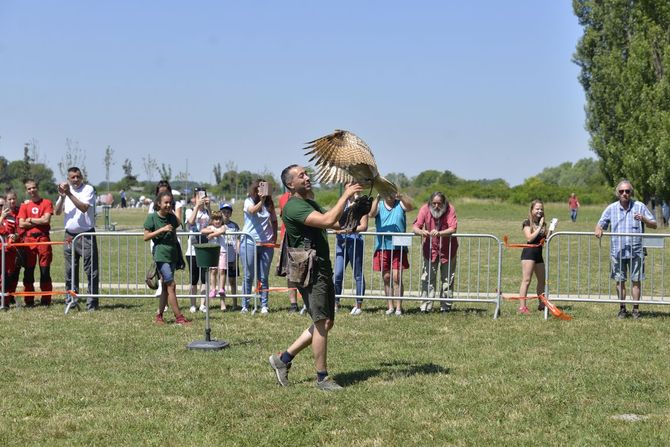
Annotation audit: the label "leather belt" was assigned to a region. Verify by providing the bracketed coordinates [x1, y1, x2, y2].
[66, 229, 95, 237]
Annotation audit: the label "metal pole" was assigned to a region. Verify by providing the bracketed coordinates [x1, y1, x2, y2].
[187, 246, 229, 351]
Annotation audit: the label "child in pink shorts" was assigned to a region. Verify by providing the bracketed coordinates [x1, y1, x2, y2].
[202, 205, 240, 310]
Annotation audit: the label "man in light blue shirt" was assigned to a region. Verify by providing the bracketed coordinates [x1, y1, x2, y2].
[595, 180, 656, 319]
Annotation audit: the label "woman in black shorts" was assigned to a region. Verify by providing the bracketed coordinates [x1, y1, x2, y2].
[518, 199, 555, 314]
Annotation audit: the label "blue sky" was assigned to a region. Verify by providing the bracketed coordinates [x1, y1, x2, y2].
[0, 1, 590, 187]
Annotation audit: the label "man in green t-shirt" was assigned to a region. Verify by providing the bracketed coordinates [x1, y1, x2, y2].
[269, 164, 363, 391]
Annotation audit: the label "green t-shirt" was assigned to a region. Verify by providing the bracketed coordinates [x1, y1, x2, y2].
[144, 212, 180, 263]
[282, 197, 331, 272]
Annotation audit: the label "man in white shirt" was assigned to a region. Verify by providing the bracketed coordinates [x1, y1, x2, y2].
[55, 166, 100, 311]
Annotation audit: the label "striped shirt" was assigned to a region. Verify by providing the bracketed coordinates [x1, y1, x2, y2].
[597, 200, 655, 258]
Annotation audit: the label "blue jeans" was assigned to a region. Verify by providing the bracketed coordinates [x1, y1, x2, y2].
[334, 235, 365, 304]
[156, 261, 176, 283]
[570, 208, 578, 222]
[64, 232, 99, 310]
[240, 240, 274, 308]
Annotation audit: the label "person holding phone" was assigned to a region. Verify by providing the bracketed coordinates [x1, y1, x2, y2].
[240, 179, 277, 313]
[517, 199, 557, 314]
[185, 187, 211, 313]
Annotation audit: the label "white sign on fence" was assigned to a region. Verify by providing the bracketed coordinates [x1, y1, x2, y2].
[392, 235, 413, 247]
[642, 236, 664, 249]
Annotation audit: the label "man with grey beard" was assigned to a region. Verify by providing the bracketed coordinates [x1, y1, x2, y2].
[412, 192, 459, 313]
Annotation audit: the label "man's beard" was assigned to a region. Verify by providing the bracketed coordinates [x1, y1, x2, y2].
[430, 206, 446, 219]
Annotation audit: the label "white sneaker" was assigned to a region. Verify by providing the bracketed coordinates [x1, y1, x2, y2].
[350, 307, 362, 316]
[395, 309, 403, 316]
[419, 301, 428, 312]
[260, 306, 269, 314]
[385, 308, 395, 315]
[189, 305, 197, 313]
[300, 305, 307, 315]
[164, 305, 168, 312]
[199, 304, 208, 313]
[240, 307, 249, 314]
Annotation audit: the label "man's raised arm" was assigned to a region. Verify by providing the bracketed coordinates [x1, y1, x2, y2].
[305, 184, 364, 229]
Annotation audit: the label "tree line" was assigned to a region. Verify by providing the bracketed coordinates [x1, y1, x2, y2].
[0, 148, 612, 207]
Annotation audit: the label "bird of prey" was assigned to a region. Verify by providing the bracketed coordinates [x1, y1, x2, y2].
[304, 129, 398, 230]
[304, 129, 397, 196]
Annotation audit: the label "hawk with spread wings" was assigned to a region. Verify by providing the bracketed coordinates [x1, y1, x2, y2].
[304, 129, 398, 230]
[304, 129, 397, 195]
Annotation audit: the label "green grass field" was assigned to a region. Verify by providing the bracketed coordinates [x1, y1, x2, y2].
[2, 201, 669, 446]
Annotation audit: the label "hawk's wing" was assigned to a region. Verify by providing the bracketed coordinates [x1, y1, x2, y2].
[304, 130, 379, 184]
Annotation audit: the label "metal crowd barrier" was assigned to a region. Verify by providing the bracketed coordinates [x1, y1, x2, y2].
[69, 231, 257, 309]
[328, 231, 503, 318]
[2, 230, 504, 317]
[545, 231, 670, 307]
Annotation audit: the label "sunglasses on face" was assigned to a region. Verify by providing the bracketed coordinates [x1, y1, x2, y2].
[619, 189, 631, 194]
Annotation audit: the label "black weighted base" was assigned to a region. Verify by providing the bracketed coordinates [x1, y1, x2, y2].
[187, 340, 230, 350]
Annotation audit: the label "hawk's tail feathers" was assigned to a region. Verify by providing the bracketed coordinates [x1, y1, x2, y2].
[373, 175, 398, 196]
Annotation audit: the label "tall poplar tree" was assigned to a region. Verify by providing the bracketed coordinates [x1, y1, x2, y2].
[573, 0, 670, 201]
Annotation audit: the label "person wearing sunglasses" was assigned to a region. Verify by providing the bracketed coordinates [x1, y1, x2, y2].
[595, 180, 657, 319]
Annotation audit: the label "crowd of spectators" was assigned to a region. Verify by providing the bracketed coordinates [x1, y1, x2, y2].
[1, 176, 661, 321]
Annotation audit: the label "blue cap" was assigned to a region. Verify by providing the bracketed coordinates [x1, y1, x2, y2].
[220, 202, 233, 210]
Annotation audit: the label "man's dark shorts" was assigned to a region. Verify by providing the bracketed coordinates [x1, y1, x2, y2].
[298, 269, 335, 323]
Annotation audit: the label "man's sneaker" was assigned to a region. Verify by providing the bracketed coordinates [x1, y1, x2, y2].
[268, 353, 291, 386]
[175, 315, 191, 326]
[189, 305, 197, 314]
[260, 306, 269, 314]
[315, 376, 343, 391]
[240, 307, 249, 314]
[395, 308, 403, 316]
[299, 305, 307, 315]
[154, 314, 166, 325]
[617, 308, 628, 319]
[208, 289, 218, 298]
[199, 304, 208, 313]
[440, 302, 451, 313]
[385, 308, 395, 315]
[419, 301, 429, 313]
[350, 307, 362, 316]
[632, 308, 641, 319]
